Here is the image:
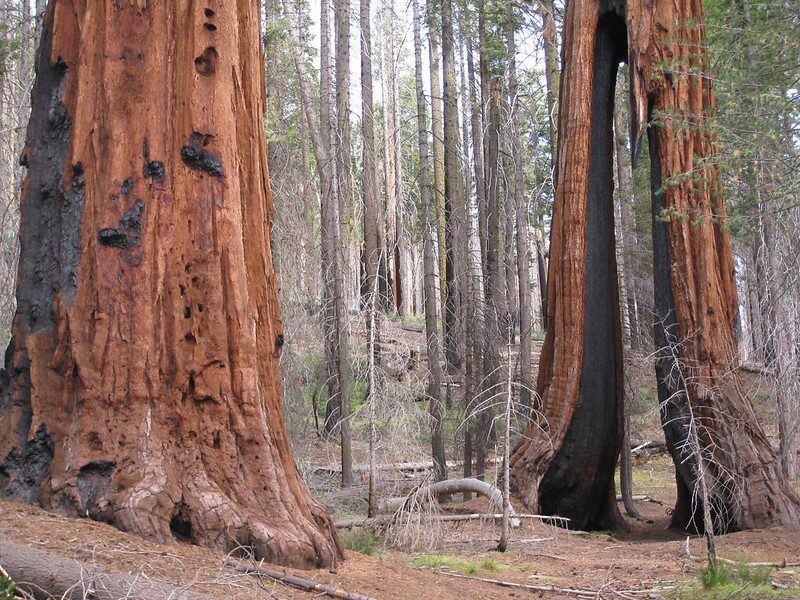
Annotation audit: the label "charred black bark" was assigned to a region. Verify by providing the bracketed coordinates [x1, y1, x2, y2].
[1, 9, 75, 501]
[538, 11, 627, 530]
[648, 116, 736, 535]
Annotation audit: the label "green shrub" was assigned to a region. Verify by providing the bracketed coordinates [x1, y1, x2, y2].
[699, 563, 734, 589]
[343, 531, 380, 556]
[736, 561, 772, 586]
[698, 560, 773, 590]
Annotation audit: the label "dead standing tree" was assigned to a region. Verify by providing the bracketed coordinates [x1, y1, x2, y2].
[509, 0, 800, 533]
[0, 0, 343, 567]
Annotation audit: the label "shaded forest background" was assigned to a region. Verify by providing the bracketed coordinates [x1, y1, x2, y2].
[0, 0, 798, 505]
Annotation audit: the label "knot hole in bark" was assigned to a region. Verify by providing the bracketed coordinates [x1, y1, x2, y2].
[195, 47, 218, 76]
[181, 131, 224, 177]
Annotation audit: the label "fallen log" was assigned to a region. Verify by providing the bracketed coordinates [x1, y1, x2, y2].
[224, 557, 376, 600]
[0, 540, 214, 600]
[630, 440, 667, 454]
[682, 537, 800, 568]
[429, 570, 672, 598]
[335, 512, 569, 529]
[614, 493, 664, 505]
[308, 459, 477, 476]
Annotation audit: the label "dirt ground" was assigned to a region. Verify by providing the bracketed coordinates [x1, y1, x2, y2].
[2, 458, 799, 600]
[3, 321, 798, 599]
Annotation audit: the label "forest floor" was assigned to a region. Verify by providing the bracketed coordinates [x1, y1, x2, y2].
[3, 320, 798, 599]
[2, 459, 799, 599]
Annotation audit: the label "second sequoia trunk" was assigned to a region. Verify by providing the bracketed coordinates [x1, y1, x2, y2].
[509, 1, 627, 531]
[510, 0, 800, 533]
[628, 0, 800, 532]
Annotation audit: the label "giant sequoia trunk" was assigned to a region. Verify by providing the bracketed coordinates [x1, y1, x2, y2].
[509, 1, 627, 531]
[628, 0, 800, 532]
[510, 0, 800, 533]
[0, 1, 342, 568]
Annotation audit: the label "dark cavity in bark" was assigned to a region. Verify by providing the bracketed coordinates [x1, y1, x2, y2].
[181, 132, 224, 177]
[77, 461, 116, 514]
[98, 200, 145, 249]
[539, 11, 627, 531]
[0, 424, 54, 503]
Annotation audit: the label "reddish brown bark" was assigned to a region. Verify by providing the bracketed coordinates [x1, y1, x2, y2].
[510, 0, 800, 533]
[509, 0, 626, 531]
[628, 0, 800, 532]
[0, 1, 342, 567]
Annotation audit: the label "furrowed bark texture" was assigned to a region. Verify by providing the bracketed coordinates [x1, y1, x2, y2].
[627, 0, 800, 531]
[0, 0, 343, 568]
[509, 0, 627, 531]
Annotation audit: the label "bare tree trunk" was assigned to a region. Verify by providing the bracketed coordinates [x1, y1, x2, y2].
[463, 238, 481, 494]
[459, 37, 473, 244]
[613, 84, 641, 351]
[360, 0, 383, 512]
[538, 0, 559, 176]
[0, 0, 343, 567]
[442, 0, 465, 375]
[331, 0, 353, 486]
[319, 0, 337, 435]
[532, 0, 558, 333]
[390, 19, 405, 317]
[534, 224, 548, 331]
[335, 0, 353, 256]
[466, 40, 487, 276]
[503, 163, 518, 341]
[475, 3, 504, 481]
[619, 374, 639, 519]
[497, 321, 514, 552]
[413, 0, 447, 485]
[426, 0, 447, 322]
[613, 69, 640, 519]
[379, 17, 398, 312]
[507, 0, 532, 412]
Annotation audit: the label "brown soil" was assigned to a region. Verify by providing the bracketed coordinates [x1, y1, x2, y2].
[3, 492, 799, 599]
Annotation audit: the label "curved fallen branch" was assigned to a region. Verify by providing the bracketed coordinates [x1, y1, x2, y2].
[388, 478, 523, 527]
[0, 540, 213, 600]
[224, 558, 376, 600]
